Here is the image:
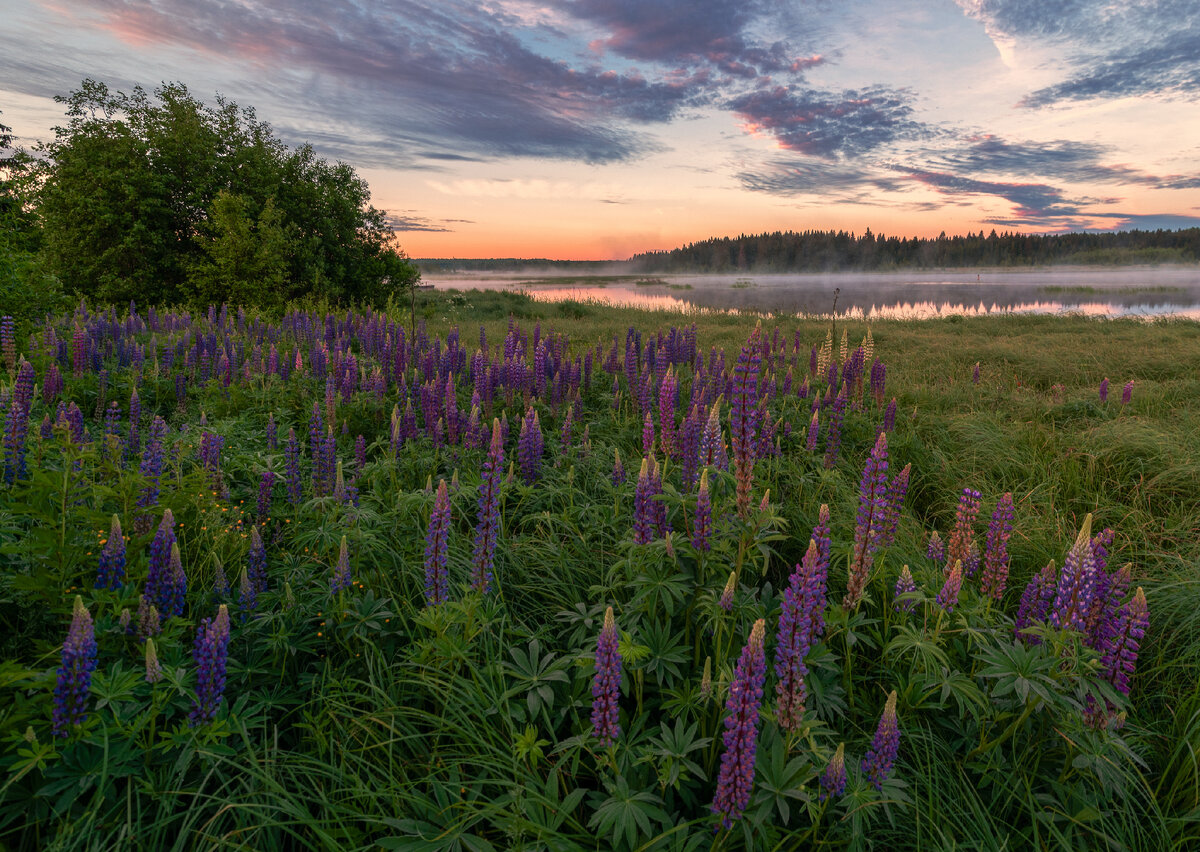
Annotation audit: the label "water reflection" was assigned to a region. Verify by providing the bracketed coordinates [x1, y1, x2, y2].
[422, 268, 1200, 319]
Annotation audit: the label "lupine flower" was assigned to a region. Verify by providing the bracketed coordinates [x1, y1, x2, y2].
[144, 637, 163, 684]
[819, 743, 847, 802]
[591, 606, 622, 746]
[700, 399, 727, 470]
[1099, 378, 1109, 402]
[332, 460, 349, 503]
[256, 470, 274, 521]
[730, 327, 763, 518]
[963, 541, 981, 579]
[189, 604, 232, 725]
[712, 619, 767, 828]
[424, 479, 451, 605]
[471, 419, 504, 594]
[861, 690, 900, 790]
[1050, 515, 1098, 632]
[893, 565, 917, 612]
[880, 397, 897, 439]
[285, 428, 303, 504]
[980, 493, 1015, 599]
[52, 597, 98, 737]
[692, 468, 712, 552]
[248, 525, 268, 594]
[822, 388, 848, 469]
[718, 571, 737, 611]
[642, 411, 655, 455]
[1014, 560, 1058, 643]
[95, 514, 126, 590]
[163, 542, 188, 619]
[1121, 380, 1133, 405]
[845, 432, 890, 610]
[119, 607, 132, 633]
[946, 488, 982, 570]
[145, 510, 176, 615]
[331, 535, 352, 593]
[518, 408, 544, 485]
[870, 359, 886, 406]
[213, 556, 229, 599]
[237, 567, 257, 621]
[879, 462, 911, 548]
[926, 531, 945, 562]
[805, 410, 819, 451]
[632, 458, 657, 545]
[135, 417, 168, 532]
[1101, 587, 1148, 696]
[2, 396, 29, 484]
[776, 539, 827, 729]
[658, 367, 678, 456]
[936, 559, 964, 613]
[0, 315, 13, 373]
[136, 595, 161, 641]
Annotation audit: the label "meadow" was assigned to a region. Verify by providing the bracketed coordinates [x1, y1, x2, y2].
[0, 288, 1198, 851]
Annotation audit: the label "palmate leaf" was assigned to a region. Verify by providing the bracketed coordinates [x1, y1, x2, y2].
[976, 640, 1061, 707]
[645, 718, 711, 791]
[749, 730, 815, 826]
[588, 775, 670, 850]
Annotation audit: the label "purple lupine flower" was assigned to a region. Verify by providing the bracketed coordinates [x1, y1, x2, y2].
[424, 479, 452, 605]
[805, 410, 819, 452]
[822, 387, 848, 469]
[844, 432, 889, 610]
[730, 326, 763, 518]
[870, 359, 887, 406]
[692, 468, 712, 552]
[980, 493, 1015, 600]
[1101, 587, 1148, 696]
[95, 514, 126, 590]
[936, 559, 964, 613]
[285, 427, 303, 504]
[237, 568, 257, 620]
[331, 535, 352, 593]
[611, 448, 626, 486]
[878, 462, 911, 549]
[718, 571, 737, 611]
[517, 408, 544, 485]
[43, 363, 63, 405]
[776, 539, 826, 730]
[213, 556, 230, 599]
[135, 417, 168, 532]
[1121, 380, 1133, 405]
[641, 411, 655, 456]
[893, 565, 917, 612]
[247, 525, 268, 594]
[51, 597, 99, 737]
[145, 509, 176, 615]
[963, 541, 981, 580]
[0, 316, 13, 373]
[126, 387, 141, 462]
[819, 743, 847, 802]
[163, 542, 188, 619]
[658, 367, 678, 457]
[861, 690, 900, 790]
[13, 359, 34, 415]
[332, 460, 349, 504]
[1014, 560, 1058, 643]
[880, 397, 897, 439]
[712, 619, 767, 828]
[136, 595, 161, 641]
[2, 396, 29, 484]
[926, 531, 945, 562]
[119, 607, 131, 634]
[591, 606, 622, 746]
[189, 604, 232, 725]
[1099, 378, 1109, 402]
[266, 413, 277, 450]
[144, 636, 163, 684]
[946, 488, 982, 570]
[471, 419, 503, 594]
[699, 399, 727, 470]
[632, 457, 657, 545]
[256, 470, 274, 521]
[1050, 515, 1098, 633]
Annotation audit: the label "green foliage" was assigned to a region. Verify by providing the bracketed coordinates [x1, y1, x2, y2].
[33, 80, 419, 309]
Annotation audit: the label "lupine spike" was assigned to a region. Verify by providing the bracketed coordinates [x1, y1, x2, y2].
[861, 690, 900, 790]
[590, 606, 622, 746]
[980, 493, 1015, 599]
[936, 559, 964, 613]
[96, 514, 126, 590]
[691, 468, 712, 552]
[52, 596, 98, 737]
[712, 619, 767, 828]
[845, 431, 889, 610]
[331, 535, 352, 593]
[189, 604, 231, 725]
[775, 538, 827, 730]
[144, 637, 163, 684]
[893, 564, 917, 612]
[718, 571, 737, 611]
[819, 743, 847, 802]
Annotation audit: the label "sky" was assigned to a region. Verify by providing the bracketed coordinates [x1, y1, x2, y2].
[3, 0, 1200, 260]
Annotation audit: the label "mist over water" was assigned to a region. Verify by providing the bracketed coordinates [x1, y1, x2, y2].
[422, 267, 1200, 319]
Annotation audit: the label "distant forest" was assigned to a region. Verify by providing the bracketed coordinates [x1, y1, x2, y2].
[628, 228, 1200, 272]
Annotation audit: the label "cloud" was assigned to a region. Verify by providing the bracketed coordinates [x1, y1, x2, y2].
[929, 134, 1200, 188]
[728, 85, 928, 158]
[47, 0, 705, 163]
[385, 212, 472, 232]
[901, 168, 1096, 227]
[737, 158, 906, 198]
[956, 0, 1200, 105]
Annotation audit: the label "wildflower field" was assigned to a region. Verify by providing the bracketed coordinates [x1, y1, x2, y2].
[1, 290, 1198, 850]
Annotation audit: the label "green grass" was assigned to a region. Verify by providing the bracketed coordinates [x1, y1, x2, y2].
[1, 289, 1198, 850]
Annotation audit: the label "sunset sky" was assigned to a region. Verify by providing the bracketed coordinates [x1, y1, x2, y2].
[3, 1, 1200, 259]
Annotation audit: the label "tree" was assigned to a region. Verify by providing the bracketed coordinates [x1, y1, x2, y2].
[34, 80, 419, 309]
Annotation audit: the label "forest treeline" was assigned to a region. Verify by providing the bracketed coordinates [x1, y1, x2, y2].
[629, 228, 1200, 273]
[1, 80, 419, 326]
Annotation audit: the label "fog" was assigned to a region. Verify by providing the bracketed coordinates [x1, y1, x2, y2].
[420, 266, 1200, 319]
